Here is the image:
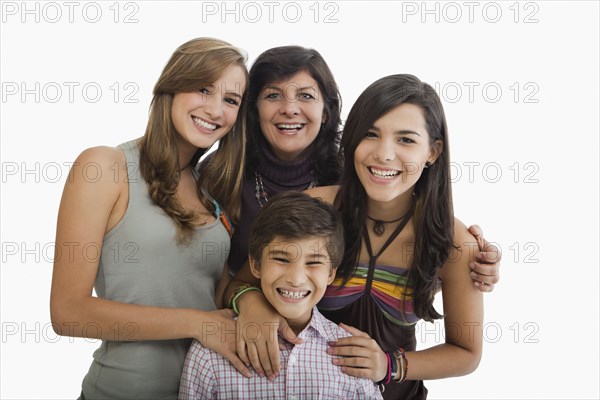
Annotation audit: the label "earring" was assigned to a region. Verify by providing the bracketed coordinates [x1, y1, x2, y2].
[425, 161, 432, 168]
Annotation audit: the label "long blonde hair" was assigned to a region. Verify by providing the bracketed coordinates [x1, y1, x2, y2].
[139, 37, 248, 243]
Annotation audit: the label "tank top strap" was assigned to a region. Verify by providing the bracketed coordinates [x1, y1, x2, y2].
[212, 199, 234, 237]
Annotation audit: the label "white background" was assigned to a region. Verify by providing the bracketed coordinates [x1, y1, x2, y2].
[1, 1, 599, 398]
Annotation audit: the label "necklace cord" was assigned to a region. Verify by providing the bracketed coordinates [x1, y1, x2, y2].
[362, 206, 414, 294]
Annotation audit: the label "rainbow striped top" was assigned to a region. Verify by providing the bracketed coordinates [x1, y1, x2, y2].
[318, 262, 419, 326]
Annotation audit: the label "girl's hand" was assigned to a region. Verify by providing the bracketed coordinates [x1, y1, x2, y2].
[468, 224, 501, 292]
[195, 309, 253, 378]
[236, 291, 303, 380]
[327, 323, 388, 382]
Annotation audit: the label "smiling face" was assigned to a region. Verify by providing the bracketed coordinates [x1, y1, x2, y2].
[249, 236, 336, 334]
[257, 70, 325, 162]
[171, 63, 246, 160]
[354, 103, 442, 209]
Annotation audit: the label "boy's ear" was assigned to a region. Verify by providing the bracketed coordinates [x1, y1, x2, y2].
[327, 267, 337, 285]
[248, 255, 261, 279]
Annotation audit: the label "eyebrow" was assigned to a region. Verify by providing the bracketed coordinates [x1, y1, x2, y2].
[268, 250, 291, 257]
[267, 250, 329, 260]
[203, 82, 243, 98]
[369, 126, 421, 136]
[307, 252, 328, 260]
[263, 84, 316, 92]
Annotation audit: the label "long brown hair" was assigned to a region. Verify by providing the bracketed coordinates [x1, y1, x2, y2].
[335, 74, 454, 322]
[139, 37, 248, 243]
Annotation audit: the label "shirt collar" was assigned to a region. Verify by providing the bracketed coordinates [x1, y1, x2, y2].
[295, 307, 341, 343]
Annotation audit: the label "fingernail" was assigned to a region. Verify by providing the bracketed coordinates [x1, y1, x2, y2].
[332, 358, 339, 365]
[328, 341, 337, 346]
[474, 282, 480, 287]
[326, 348, 333, 354]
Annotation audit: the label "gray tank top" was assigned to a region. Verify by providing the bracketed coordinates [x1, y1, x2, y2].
[81, 140, 230, 399]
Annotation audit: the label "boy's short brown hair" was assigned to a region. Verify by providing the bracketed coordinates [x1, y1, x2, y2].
[248, 192, 344, 269]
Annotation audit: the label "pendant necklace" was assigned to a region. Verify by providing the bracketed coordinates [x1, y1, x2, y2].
[367, 202, 414, 236]
[255, 172, 318, 208]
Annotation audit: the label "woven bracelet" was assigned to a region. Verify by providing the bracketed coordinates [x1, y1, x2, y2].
[393, 348, 408, 383]
[227, 283, 251, 309]
[231, 286, 262, 315]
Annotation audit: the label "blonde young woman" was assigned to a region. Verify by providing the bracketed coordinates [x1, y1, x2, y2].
[50, 38, 251, 399]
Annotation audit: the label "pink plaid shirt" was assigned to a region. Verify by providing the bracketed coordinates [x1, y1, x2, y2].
[179, 307, 382, 399]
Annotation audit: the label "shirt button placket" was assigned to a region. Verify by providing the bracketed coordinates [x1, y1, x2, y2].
[287, 352, 298, 399]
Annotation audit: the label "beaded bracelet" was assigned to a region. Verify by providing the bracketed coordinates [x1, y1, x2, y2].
[228, 284, 262, 315]
[393, 348, 408, 383]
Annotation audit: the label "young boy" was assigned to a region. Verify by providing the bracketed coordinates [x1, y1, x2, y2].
[179, 191, 382, 399]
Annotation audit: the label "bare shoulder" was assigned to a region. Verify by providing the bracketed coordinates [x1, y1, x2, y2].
[75, 145, 125, 168]
[61, 145, 128, 217]
[453, 218, 477, 251]
[68, 145, 128, 185]
[303, 185, 340, 205]
[440, 218, 478, 279]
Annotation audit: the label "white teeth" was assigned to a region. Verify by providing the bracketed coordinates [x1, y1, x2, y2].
[192, 117, 217, 130]
[276, 123, 303, 130]
[278, 289, 309, 299]
[370, 167, 400, 178]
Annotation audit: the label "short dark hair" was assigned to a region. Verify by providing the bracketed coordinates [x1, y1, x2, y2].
[248, 191, 344, 269]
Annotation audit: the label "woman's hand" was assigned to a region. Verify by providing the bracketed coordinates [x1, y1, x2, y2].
[194, 308, 253, 378]
[468, 224, 502, 292]
[236, 291, 303, 380]
[327, 323, 388, 382]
